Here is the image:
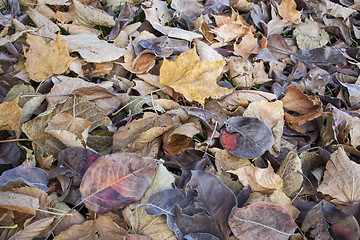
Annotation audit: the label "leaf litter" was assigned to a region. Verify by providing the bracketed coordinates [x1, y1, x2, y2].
[0, 0, 360, 239]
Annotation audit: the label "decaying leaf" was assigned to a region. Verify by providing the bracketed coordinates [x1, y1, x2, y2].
[318, 147, 360, 205]
[62, 34, 125, 63]
[228, 164, 283, 194]
[243, 100, 284, 157]
[0, 96, 22, 131]
[22, 96, 112, 157]
[159, 48, 233, 106]
[226, 56, 271, 88]
[276, 0, 302, 24]
[220, 116, 274, 159]
[80, 152, 158, 213]
[293, 18, 329, 50]
[229, 202, 296, 240]
[24, 33, 74, 82]
[73, 0, 115, 27]
[113, 112, 174, 153]
[123, 164, 177, 240]
[277, 149, 303, 197]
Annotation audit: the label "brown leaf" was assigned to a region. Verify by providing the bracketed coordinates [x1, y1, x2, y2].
[0, 96, 22, 131]
[80, 152, 158, 214]
[73, 0, 115, 27]
[234, 32, 266, 58]
[10, 186, 50, 208]
[113, 112, 174, 153]
[211, 12, 251, 43]
[123, 164, 177, 240]
[53, 220, 96, 240]
[0, 191, 39, 215]
[163, 122, 200, 155]
[277, 149, 303, 197]
[229, 202, 296, 240]
[72, 86, 130, 115]
[318, 147, 360, 205]
[159, 48, 233, 106]
[228, 164, 283, 194]
[121, 52, 156, 74]
[24, 33, 74, 82]
[8, 217, 55, 240]
[22, 96, 111, 157]
[276, 0, 302, 24]
[44, 112, 92, 147]
[282, 85, 324, 133]
[226, 56, 271, 88]
[243, 100, 284, 157]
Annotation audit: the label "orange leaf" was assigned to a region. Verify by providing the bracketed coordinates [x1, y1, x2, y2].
[277, 0, 302, 24]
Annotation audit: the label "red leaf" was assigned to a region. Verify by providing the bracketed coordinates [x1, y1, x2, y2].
[80, 152, 158, 214]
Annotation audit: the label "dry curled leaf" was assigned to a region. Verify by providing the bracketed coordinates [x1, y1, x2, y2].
[73, 0, 115, 27]
[159, 48, 233, 106]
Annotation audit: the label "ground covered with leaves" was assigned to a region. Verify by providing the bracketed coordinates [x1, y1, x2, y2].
[0, 0, 360, 239]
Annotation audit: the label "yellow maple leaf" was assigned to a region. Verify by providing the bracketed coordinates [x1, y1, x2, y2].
[277, 0, 302, 24]
[24, 33, 74, 82]
[159, 48, 233, 105]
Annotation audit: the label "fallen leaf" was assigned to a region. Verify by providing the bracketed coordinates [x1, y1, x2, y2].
[44, 112, 92, 148]
[293, 18, 329, 50]
[0, 191, 39, 215]
[243, 100, 284, 157]
[8, 217, 54, 240]
[72, 86, 130, 115]
[318, 147, 360, 205]
[159, 48, 232, 106]
[211, 11, 251, 43]
[170, 0, 204, 19]
[229, 202, 296, 240]
[123, 164, 177, 240]
[80, 152, 158, 214]
[234, 32, 266, 58]
[62, 34, 125, 63]
[187, 171, 237, 239]
[228, 164, 283, 194]
[219, 116, 274, 159]
[0, 166, 49, 192]
[0, 96, 22, 131]
[113, 112, 174, 153]
[246, 189, 300, 219]
[282, 85, 324, 133]
[213, 148, 251, 171]
[121, 52, 156, 74]
[226, 56, 271, 88]
[22, 96, 112, 157]
[162, 122, 200, 155]
[302, 200, 360, 240]
[276, 0, 302, 24]
[73, 0, 115, 27]
[24, 33, 74, 82]
[27, 7, 60, 33]
[277, 149, 303, 197]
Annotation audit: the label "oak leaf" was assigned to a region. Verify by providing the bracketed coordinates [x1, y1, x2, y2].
[24, 33, 74, 82]
[318, 147, 360, 205]
[159, 48, 233, 106]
